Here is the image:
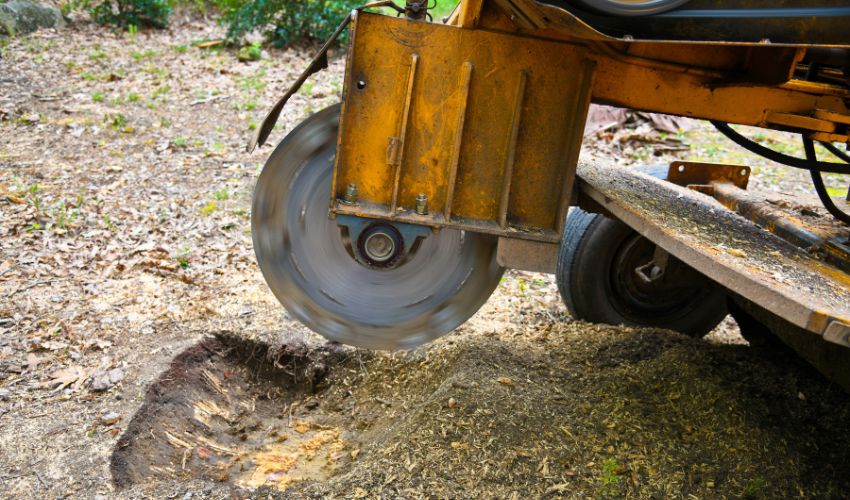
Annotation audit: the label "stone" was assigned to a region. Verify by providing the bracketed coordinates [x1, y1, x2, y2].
[108, 367, 124, 384]
[100, 411, 121, 426]
[0, 1, 65, 37]
[89, 367, 123, 391]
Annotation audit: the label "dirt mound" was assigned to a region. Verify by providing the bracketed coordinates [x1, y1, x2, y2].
[112, 325, 850, 498]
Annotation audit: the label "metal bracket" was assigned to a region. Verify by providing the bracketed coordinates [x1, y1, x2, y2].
[824, 320, 850, 347]
[634, 245, 670, 284]
[336, 214, 431, 267]
[666, 161, 751, 190]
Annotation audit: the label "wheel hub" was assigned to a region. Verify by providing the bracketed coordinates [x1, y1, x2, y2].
[364, 230, 396, 262]
[358, 223, 403, 267]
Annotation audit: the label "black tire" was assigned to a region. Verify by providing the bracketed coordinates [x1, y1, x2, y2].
[727, 295, 783, 348]
[556, 208, 727, 338]
[575, 0, 690, 16]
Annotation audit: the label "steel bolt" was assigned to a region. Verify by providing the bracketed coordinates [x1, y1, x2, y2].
[415, 193, 428, 215]
[343, 183, 358, 204]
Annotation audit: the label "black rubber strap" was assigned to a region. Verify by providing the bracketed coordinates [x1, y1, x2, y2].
[711, 121, 850, 175]
[821, 141, 850, 164]
[803, 138, 850, 225]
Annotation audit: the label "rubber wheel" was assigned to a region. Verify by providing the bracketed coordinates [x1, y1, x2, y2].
[574, 0, 690, 16]
[556, 208, 727, 337]
[727, 295, 782, 348]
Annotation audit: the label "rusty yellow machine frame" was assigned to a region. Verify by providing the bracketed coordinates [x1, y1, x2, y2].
[327, 1, 850, 245]
[250, 0, 850, 382]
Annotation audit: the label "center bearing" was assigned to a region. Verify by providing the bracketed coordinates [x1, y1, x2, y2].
[363, 231, 396, 263]
[357, 224, 404, 267]
[335, 214, 433, 269]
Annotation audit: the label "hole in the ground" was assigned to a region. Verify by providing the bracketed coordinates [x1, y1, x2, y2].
[110, 336, 355, 491]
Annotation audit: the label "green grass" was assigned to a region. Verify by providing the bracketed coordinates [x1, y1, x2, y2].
[88, 49, 107, 61]
[826, 186, 847, 198]
[130, 48, 157, 61]
[431, 0, 458, 20]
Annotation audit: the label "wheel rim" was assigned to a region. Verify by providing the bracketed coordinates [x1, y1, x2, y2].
[607, 233, 709, 323]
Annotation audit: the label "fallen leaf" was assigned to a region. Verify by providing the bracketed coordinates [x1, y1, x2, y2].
[3, 193, 25, 204]
[43, 365, 88, 391]
[41, 340, 69, 351]
[26, 353, 43, 372]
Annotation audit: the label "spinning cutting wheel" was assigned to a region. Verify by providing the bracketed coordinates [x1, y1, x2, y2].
[252, 105, 504, 350]
[575, 0, 688, 16]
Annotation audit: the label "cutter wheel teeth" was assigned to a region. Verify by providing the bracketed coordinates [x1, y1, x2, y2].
[252, 104, 504, 350]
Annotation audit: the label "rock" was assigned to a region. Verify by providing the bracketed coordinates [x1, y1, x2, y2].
[0, 1, 65, 37]
[0, 388, 10, 400]
[100, 411, 121, 426]
[89, 368, 123, 391]
[90, 371, 111, 391]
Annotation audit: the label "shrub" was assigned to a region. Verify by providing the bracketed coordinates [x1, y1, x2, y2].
[64, 0, 172, 29]
[92, 0, 172, 28]
[215, 0, 358, 47]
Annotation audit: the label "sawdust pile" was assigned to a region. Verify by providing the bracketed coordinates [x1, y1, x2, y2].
[113, 323, 850, 498]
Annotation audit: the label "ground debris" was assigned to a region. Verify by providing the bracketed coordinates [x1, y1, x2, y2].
[2, 15, 850, 500]
[109, 330, 850, 499]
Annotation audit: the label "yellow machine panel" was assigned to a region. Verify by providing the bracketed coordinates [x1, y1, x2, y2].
[332, 12, 594, 241]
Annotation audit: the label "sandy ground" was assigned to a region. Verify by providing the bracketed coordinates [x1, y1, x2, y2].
[2, 15, 850, 499]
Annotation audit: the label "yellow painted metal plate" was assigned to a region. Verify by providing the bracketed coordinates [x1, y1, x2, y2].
[332, 12, 593, 240]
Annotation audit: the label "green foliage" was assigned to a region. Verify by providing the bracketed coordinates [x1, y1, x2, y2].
[174, 246, 192, 268]
[72, 0, 172, 29]
[596, 457, 621, 498]
[825, 186, 842, 197]
[742, 476, 767, 499]
[430, 1, 458, 21]
[237, 41, 262, 61]
[102, 214, 117, 231]
[105, 113, 129, 131]
[215, 0, 357, 47]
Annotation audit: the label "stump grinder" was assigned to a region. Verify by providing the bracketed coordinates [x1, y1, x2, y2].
[249, 0, 850, 387]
